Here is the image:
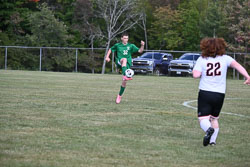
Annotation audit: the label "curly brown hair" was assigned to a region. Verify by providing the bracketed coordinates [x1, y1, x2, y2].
[200, 38, 227, 58]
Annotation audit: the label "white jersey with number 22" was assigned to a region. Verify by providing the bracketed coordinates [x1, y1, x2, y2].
[193, 55, 234, 94]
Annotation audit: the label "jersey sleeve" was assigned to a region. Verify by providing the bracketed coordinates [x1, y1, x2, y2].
[131, 44, 139, 53]
[193, 57, 203, 72]
[110, 44, 118, 52]
[225, 55, 235, 67]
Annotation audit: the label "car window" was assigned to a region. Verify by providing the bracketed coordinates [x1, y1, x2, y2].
[194, 55, 200, 60]
[163, 54, 172, 58]
[163, 55, 167, 58]
[141, 53, 162, 60]
[153, 54, 162, 60]
[179, 54, 200, 60]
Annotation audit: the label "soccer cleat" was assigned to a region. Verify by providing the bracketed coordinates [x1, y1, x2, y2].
[116, 95, 122, 104]
[210, 142, 216, 146]
[122, 75, 133, 81]
[203, 127, 214, 146]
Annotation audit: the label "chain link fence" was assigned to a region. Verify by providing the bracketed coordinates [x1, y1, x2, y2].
[0, 46, 249, 79]
[0, 46, 107, 73]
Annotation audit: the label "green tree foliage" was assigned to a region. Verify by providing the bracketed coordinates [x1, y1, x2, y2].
[199, 1, 225, 38]
[128, 0, 152, 50]
[25, 3, 69, 47]
[0, 1, 41, 70]
[224, 0, 249, 53]
[0, 32, 12, 45]
[73, 0, 102, 46]
[0, 1, 20, 32]
[73, 0, 105, 73]
[223, 0, 250, 73]
[149, 6, 183, 50]
[178, 0, 201, 51]
[39, 0, 79, 45]
[0, 0, 36, 44]
[4, 48, 40, 70]
[25, 3, 75, 72]
[149, 0, 181, 9]
[149, 0, 203, 51]
[78, 50, 103, 73]
[41, 49, 75, 72]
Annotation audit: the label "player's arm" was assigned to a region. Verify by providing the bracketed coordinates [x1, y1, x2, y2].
[192, 57, 202, 78]
[230, 61, 250, 85]
[138, 41, 145, 53]
[193, 70, 202, 78]
[105, 49, 112, 62]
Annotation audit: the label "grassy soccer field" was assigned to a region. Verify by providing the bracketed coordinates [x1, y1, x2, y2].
[0, 70, 250, 167]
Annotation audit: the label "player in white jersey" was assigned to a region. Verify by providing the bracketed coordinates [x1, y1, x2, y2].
[193, 38, 250, 146]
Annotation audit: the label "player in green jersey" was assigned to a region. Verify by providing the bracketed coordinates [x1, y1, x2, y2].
[105, 32, 145, 104]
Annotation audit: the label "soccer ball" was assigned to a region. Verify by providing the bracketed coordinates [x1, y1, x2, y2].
[125, 69, 134, 78]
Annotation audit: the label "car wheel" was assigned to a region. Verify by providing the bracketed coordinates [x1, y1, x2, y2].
[168, 71, 172, 76]
[153, 67, 160, 76]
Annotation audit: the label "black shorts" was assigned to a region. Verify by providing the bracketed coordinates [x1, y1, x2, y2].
[197, 90, 225, 118]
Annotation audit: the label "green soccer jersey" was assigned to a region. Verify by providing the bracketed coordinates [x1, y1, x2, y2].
[110, 42, 139, 68]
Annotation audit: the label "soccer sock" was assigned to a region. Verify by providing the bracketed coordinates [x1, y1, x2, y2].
[122, 66, 127, 76]
[119, 86, 126, 96]
[210, 128, 219, 143]
[200, 119, 211, 132]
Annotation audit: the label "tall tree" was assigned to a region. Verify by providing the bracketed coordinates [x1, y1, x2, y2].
[199, 1, 225, 38]
[25, 3, 73, 72]
[0, 0, 38, 44]
[92, 0, 144, 74]
[0, 1, 20, 32]
[73, 0, 103, 73]
[149, 5, 183, 50]
[224, 0, 250, 53]
[73, 0, 103, 47]
[179, 0, 201, 51]
[39, 0, 76, 25]
[26, 3, 69, 46]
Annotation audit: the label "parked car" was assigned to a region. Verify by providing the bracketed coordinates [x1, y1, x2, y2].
[131, 52, 173, 75]
[168, 53, 200, 76]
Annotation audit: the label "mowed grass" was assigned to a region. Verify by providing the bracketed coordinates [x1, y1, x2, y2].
[0, 70, 250, 167]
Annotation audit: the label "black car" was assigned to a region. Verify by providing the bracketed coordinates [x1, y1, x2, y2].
[131, 52, 173, 75]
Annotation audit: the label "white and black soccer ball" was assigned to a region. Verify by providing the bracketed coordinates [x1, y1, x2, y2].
[125, 69, 134, 78]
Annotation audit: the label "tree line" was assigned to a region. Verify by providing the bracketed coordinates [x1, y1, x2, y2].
[0, 0, 249, 73]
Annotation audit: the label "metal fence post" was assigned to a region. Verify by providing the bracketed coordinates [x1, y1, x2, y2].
[112, 52, 114, 73]
[5, 47, 7, 70]
[40, 48, 42, 71]
[152, 51, 154, 75]
[233, 53, 235, 79]
[75, 49, 78, 72]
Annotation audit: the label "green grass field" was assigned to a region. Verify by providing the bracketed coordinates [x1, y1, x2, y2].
[0, 70, 250, 167]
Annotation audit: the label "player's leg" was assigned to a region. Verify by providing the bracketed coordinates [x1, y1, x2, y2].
[209, 117, 219, 145]
[116, 59, 127, 104]
[116, 58, 133, 104]
[209, 92, 224, 145]
[120, 79, 127, 94]
[116, 79, 127, 104]
[198, 90, 214, 146]
[120, 58, 127, 75]
[199, 116, 211, 132]
[199, 117, 214, 147]
[198, 90, 212, 132]
[120, 58, 132, 81]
